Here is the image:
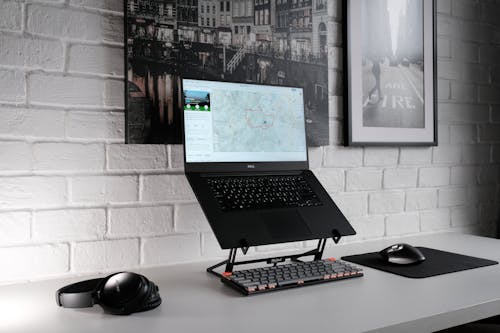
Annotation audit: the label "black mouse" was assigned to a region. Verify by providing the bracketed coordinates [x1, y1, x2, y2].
[379, 243, 426, 265]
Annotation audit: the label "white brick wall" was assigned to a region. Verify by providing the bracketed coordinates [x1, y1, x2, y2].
[0, 34, 63, 69]
[0, 142, 32, 171]
[68, 44, 123, 76]
[33, 209, 106, 242]
[174, 203, 211, 233]
[383, 168, 418, 189]
[142, 234, 201, 265]
[71, 175, 138, 203]
[0, 244, 69, 282]
[386, 213, 420, 236]
[421, 209, 451, 232]
[33, 142, 105, 171]
[346, 169, 382, 191]
[142, 175, 195, 202]
[66, 111, 124, 141]
[0, 0, 499, 285]
[332, 192, 368, 219]
[0, 212, 31, 245]
[0, 177, 67, 209]
[0, 69, 25, 103]
[29, 73, 108, 107]
[314, 168, 344, 193]
[0, 1, 22, 31]
[419, 167, 451, 187]
[406, 189, 438, 211]
[349, 216, 385, 240]
[108, 145, 167, 171]
[109, 206, 172, 237]
[364, 147, 399, 166]
[73, 238, 139, 273]
[0, 108, 65, 139]
[26, 5, 122, 43]
[369, 192, 405, 214]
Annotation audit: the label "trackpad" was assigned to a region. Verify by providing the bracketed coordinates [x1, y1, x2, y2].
[261, 210, 312, 241]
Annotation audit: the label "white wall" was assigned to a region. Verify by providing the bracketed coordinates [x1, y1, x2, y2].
[0, 0, 499, 285]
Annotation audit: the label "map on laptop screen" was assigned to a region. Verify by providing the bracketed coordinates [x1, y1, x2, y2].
[183, 79, 307, 163]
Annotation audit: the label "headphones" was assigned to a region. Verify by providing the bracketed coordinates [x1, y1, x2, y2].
[56, 272, 162, 315]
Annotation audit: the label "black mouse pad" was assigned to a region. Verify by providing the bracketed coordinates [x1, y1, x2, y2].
[342, 247, 498, 278]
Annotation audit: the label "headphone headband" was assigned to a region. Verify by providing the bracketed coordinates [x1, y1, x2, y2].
[56, 278, 103, 308]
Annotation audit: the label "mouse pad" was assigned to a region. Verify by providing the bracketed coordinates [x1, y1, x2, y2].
[342, 247, 498, 278]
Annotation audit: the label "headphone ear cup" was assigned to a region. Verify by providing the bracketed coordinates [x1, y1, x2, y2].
[98, 272, 152, 315]
[136, 281, 162, 313]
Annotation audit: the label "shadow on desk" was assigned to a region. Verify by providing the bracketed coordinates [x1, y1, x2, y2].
[437, 315, 500, 333]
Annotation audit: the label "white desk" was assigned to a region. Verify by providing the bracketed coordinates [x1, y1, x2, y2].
[2, 233, 500, 333]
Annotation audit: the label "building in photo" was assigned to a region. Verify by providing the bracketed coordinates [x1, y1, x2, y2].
[199, 0, 217, 44]
[231, 0, 254, 47]
[312, 0, 328, 60]
[177, 0, 199, 42]
[254, 0, 276, 54]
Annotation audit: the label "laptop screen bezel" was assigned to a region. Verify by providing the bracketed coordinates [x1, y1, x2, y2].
[181, 79, 309, 173]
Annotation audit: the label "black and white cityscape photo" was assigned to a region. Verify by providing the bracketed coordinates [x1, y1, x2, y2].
[362, 0, 424, 129]
[126, 0, 331, 145]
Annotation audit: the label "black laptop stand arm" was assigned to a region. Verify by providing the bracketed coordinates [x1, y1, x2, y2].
[206, 230, 342, 279]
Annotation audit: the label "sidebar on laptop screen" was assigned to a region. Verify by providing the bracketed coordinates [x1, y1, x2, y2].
[183, 79, 307, 163]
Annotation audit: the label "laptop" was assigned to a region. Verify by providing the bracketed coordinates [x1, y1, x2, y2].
[182, 79, 355, 250]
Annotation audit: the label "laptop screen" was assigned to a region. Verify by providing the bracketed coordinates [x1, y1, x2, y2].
[183, 79, 307, 163]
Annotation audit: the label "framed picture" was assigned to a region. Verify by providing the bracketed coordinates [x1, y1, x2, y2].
[344, 0, 437, 146]
[125, 0, 333, 146]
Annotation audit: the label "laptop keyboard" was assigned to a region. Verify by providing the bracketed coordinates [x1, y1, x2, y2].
[207, 175, 323, 211]
[223, 259, 363, 295]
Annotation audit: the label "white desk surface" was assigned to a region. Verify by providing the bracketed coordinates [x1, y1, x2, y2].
[2, 233, 500, 333]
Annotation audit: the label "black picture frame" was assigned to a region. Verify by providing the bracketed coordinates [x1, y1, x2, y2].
[343, 0, 437, 146]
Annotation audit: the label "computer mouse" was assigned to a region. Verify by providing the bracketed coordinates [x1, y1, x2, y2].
[379, 243, 426, 265]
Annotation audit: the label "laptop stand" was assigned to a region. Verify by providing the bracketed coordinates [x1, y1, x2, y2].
[206, 229, 342, 278]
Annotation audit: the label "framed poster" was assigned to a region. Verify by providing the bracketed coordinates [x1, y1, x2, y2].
[344, 0, 437, 146]
[125, 0, 333, 146]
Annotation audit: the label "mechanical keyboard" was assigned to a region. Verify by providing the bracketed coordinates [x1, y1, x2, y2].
[221, 258, 363, 295]
[207, 175, 323, 211]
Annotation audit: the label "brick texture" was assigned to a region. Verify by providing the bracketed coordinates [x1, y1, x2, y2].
[142, 234, 201, 265]
[33, 143, 105, 171]
[71, 175, 138, 204]
[107, 145, 167, 171]
[66, 111, 124, 141]
[0, 34, 63, 69]
[0, 69, 25, 103]
[0, 177, 67, 209]
[29, 73, 107, 107]
[0, 108, 65, 139]
[0, 142, 32, 171]
[0, 1, 22, 31]
[0, 212, 31, 245]
[73, 239, 139, 273]
[33, 209, 106, 242]
[68, 44, 123, 76]
[0, 244, 69, 281]
[109, 206, 172, 237]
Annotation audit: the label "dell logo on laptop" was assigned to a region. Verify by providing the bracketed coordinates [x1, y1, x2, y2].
[247, 164, 256, 169]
